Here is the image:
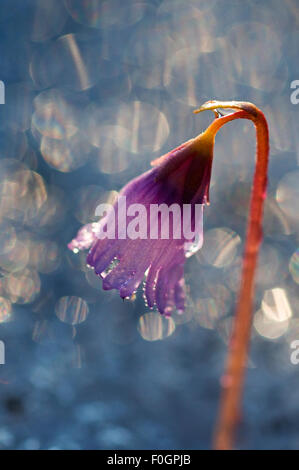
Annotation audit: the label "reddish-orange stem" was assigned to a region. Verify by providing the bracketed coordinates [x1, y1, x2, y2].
[195, 101, 269, 450]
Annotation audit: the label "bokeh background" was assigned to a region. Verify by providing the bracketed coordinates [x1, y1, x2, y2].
[0, 0, 298, 450]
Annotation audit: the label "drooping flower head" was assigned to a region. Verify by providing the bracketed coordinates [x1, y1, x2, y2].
[68, 101, 251, 316]
[69, 100, 271, 452]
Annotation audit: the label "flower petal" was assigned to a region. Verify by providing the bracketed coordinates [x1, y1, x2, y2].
[155, 263, 184, 315]
[68, 223, 98, 252]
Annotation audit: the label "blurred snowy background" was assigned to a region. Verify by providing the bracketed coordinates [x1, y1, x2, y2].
[0, 0, 298, 449]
